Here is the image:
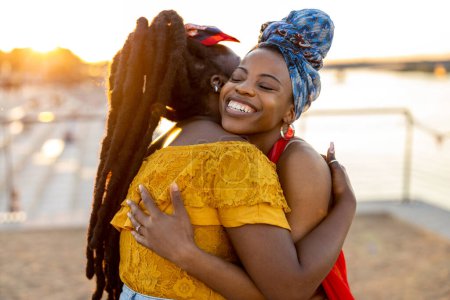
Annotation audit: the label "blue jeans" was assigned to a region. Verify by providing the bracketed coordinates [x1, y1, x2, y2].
[119, 284, 172, 300]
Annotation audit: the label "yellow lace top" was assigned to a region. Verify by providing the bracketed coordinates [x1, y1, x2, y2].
[111, 141, 291, 299]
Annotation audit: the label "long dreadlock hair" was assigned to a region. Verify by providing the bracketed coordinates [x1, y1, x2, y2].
[85, 10, 238, 300]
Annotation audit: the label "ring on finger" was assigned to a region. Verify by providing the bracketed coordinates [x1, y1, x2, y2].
[136, 224, 142, 233]
[328, 159, 338, 165]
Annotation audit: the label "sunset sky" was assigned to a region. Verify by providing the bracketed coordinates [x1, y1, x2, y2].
[1, 0, 450, 62]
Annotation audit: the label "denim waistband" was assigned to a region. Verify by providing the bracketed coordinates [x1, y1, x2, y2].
[120, 284, 173, 300]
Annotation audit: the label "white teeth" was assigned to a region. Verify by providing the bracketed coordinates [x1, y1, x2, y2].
[227, 100, 255, 113]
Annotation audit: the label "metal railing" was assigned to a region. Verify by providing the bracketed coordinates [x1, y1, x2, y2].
[0, 112, 104, 224]
[300, 107, 450, 203]
[1, 108, 449, 224]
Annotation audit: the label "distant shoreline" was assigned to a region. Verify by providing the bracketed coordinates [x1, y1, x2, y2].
[325, 57, 450, 74]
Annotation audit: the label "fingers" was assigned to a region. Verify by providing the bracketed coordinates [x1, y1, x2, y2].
[326, 141, 336, 164]
[126, 199, 150, 226]
[127, 210, 142, 229]
[131, 230, 150, 248]
[325, 142, 355, 197]
[326, 142, 346, 182]
[138, 184, 162, 217]
[326, 142, 340, 173]
[169, 183, 189, 218]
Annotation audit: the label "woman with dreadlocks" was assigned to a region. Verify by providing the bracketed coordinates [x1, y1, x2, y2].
[87, 9, 355, 300]
[85, 10, 240, 299]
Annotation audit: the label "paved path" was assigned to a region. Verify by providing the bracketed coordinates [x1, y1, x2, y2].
[0, 84, 105, 230]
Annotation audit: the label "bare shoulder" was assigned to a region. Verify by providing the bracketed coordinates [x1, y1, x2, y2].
[277, 138, 331, 194]
[278, 139, 329, 174]
[277, 138, 331, 241]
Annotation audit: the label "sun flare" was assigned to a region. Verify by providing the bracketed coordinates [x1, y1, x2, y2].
[30, 43, 58, 54]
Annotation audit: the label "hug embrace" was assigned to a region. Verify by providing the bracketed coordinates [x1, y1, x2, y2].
[86, 8, 356, 300]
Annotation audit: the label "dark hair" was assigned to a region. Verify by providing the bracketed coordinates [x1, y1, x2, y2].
[85, 10, 237, 300]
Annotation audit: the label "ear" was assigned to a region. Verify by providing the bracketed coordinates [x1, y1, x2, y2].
[282, 104, 296, 124]
[210, 74, 228, 89]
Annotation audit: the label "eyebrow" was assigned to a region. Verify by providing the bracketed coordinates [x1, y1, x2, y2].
[236, 66, 281, 84]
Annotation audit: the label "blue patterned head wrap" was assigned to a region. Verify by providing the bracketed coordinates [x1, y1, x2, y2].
[258, 9, 334, 119]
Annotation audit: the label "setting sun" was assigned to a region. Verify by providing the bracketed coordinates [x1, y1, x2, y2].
[30, 44, 58, 54]
[1, 0, 450, 63]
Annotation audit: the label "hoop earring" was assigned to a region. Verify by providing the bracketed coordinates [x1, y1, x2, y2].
[214, 84, 220, 93]
[280, 123, 295, 140]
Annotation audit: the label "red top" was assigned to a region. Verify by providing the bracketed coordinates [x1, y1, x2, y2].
[267, 137, 354, 300]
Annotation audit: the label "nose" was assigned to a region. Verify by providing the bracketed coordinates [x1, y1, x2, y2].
[235, 80, 255, 97]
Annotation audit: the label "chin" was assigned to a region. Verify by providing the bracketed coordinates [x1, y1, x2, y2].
[221, 119, 251, 135]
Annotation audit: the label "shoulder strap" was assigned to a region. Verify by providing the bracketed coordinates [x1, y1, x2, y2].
[267, 137, 303, 164]
[285, 137, 303, 149]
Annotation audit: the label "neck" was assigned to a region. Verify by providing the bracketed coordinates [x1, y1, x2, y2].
[178, 115, 218, 126]
[245, 128, 282, 155]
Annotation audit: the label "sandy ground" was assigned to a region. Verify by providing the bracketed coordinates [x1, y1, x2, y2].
[1, 213, 449, 300]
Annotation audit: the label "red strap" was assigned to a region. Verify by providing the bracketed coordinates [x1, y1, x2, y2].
[267, 138, 289, 164]
[267, 138, 354, 300]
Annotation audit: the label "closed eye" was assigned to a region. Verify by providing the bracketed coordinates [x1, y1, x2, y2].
[230, 77, 243, 82]
[259, 84, 275, 91]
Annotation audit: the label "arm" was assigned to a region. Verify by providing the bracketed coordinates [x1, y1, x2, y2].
[129, 145, 355, 299]
[226, 143, 356, 299]
[278, 141, 331, 242]
[287, 143, 356, 278]
[128, 184, 265, 300]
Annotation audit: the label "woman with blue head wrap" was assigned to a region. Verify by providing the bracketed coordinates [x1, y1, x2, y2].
[125, 9, 355, 300]
[218, 8, 335, 145]
[220, 10, 353, 299]
[258, 9, 334, 119]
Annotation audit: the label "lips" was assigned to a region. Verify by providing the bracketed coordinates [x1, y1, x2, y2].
[225, 97, 257, 115]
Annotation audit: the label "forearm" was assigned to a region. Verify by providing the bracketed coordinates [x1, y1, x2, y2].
[295, 193, 356, 278]
[128, 186, 265, 299]
[224, 196, 355, 300]
[177, 244, 265, 300]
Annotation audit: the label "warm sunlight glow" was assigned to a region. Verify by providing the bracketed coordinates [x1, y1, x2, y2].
[8, 107, 26, 121]
[162, 127, 182, 149]
[38, 112, 55, 123]
[31, 44, 58, 54]
[434, 64, 447, 78]
[0, 211, 27, 224]
[1, 0, 449, 62]
[9, 121, 24, 135]
[41, 139, 65, 158]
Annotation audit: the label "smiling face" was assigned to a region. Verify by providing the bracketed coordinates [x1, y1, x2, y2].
[219, 47, 295, 141]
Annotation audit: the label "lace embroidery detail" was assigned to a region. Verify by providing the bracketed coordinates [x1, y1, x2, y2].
[173, 277, 196, 298]
[126, 142, 290, 211]
[112, 141, 289, 299]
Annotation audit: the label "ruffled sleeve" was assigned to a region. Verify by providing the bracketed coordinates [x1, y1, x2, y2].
[110, 159, 152, 232]
[110, 142, 291, 231]
[110, 200, 134, 232]
[218, 204, 290, 229]
[210, 143, 291, 229]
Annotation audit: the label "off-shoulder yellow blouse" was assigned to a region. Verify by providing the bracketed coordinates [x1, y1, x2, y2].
[111, 141, 291, 299]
